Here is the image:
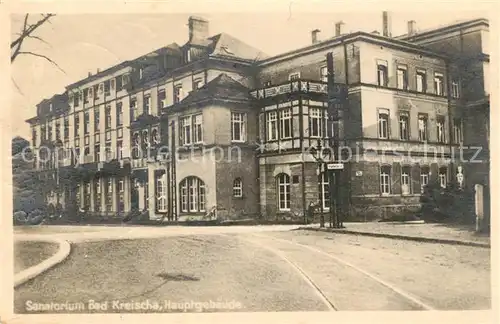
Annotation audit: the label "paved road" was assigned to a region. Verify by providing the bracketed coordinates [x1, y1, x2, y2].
[14, 227, 490, 313]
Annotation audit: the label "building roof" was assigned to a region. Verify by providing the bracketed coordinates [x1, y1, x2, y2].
[207, 32, 269, 61]
[396, 18, 489, 41]
[170, 73, 251, 110]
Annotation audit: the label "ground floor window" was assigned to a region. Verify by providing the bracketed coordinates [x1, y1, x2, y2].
[83, 181, 91, 207]
[94, 179, 101, 211]
[156, 173, 167, 212]
[380, 165, 391, 195]
[318, 172, 330, 210]
[117, 178, 124, 212]
[401, 166, 412, 195]
[277, 173, 290, 211]
[439, 167, 447, 188]
[420, 166, 430, 193]
[106, 178, 113, 211]
[233, 178, 243, 197]
[179, 176, 206, 213]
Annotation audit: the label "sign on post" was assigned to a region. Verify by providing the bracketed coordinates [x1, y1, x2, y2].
[327, 163, 344, 170]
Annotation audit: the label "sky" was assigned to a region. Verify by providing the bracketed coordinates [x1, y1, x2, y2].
[11, 10, 488, 139]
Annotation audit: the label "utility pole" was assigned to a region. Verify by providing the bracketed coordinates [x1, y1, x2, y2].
[326, 52, 346, 228]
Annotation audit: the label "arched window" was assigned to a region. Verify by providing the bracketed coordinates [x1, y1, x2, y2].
[276, 173, 290, 211]
[318, 172, 330, 210]
[179, 176, 206, 213]
[233, 178, 243, 197]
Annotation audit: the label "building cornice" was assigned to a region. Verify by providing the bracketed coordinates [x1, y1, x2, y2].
[397, 18, 489, 43]
[257, 31, 447, 67]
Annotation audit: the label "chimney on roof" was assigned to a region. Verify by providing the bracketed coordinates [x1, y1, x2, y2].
[88, 72, 92, 77]
[382, 11, 392, 37]
[335, 21, 345, 36]
[188, 16, 209, 42]
[407, 20, 417, 36]
[96, 68, 100, 74]
[311, 29, 321, 44]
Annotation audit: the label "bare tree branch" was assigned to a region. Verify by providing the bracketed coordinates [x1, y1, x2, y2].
[16, 51, 66, 74]
[11, 14, 55, 63]
[27, 34, 52, 47]
[11, 77, 25, 96]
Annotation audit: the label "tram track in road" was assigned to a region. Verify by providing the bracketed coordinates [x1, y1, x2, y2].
[248, 233, 435, 311]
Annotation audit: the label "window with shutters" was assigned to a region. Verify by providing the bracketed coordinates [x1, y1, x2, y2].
[399, 112, 409, 140]
[377, 60, 388, 87]
[434, 73, 444, 96]
[436, 116, 446, 143]
[418, 114, 428, 141]
[396, 65, 408, 90]
[416, 69, 427, 93]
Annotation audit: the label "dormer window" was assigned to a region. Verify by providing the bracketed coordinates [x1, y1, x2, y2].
[49, 103, 53, 111]
[139, 68, 143, 79]
[186, 50, 191, 63]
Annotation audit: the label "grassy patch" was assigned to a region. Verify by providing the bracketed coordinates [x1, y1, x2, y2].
[14, 241, 59, 274]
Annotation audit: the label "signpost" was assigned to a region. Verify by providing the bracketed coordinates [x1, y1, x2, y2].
[326, 52, 348, 229]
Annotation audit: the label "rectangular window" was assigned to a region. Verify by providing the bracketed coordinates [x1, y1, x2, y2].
[116, 102, 123, 126]
[434, 72, 444, 96]
[416, 70, 427, 93]
[105, 106, 111, 130]
[231, 112, 246, 142]
[439, 167, 447, 188]
[105, 143, 112, 160]
[117, 140, 123, 159]
[420, 166, 430, 193]
[74, 114, 80, 138]
[192, 114, 203, 144]
[263, 81, 272, 87]
[64, 117, 69, 139]
[94, 108, 100, 132]
[144, 95, 151, 114]
[453, 118, 463, 144]
[418, 114, 428, 141]
[104, 81, 110, 96]
[279, 109, 292, 139]
[396, 65, 408, 90]
[180, 116, 192, 146]
[267, 111, 278, 141]
[84, 112, 90, 135]
[399, 112, 409, 140]
[158, 89, 166, 109]
[130, 98, 138, 121]
[74, 92, 80, 107]
[309, 108, 322, 138]
[380, 165, 391, 195]
[437, 116, 446, 143]
[174, 85, 183, 103]
[401, 166, 411, 195]
[451, 80, 460, 98]
[83, 89, 89, 104]
[106, 179, 113, 210]
[93, 85, 99, 100]
[94, 133, 100, 143]
[378, 109, 389, 139]
[116, 76, 123, 91]
[32, 128, 37, 145]
[55, 122, 61, 140]
[320, 66, 328, 82]
[289, 72, 300, 81]
[377, 61, 388, 87]
[47, 123, 53, 140]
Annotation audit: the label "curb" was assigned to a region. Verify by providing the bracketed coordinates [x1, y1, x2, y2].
[299, 227, 490, 248]
[14, 236, 71, 288]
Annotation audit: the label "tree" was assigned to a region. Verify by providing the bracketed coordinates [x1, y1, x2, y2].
[11, 14, 63, 71]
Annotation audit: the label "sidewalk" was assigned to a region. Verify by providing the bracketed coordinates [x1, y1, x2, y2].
[300, 222, 490, 248]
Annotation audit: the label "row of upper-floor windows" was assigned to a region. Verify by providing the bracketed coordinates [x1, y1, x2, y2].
[377, 61, 460, 98]
[69, 76, 204, 108]
[262, 61, 460, 99]
[377, 109, 463, 144]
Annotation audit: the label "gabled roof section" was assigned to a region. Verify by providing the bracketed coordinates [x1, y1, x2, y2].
[171, 73, 251, 109]
[208, 33, 269, 61]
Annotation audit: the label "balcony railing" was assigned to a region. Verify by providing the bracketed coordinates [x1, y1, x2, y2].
[250, 79, 328, 100]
